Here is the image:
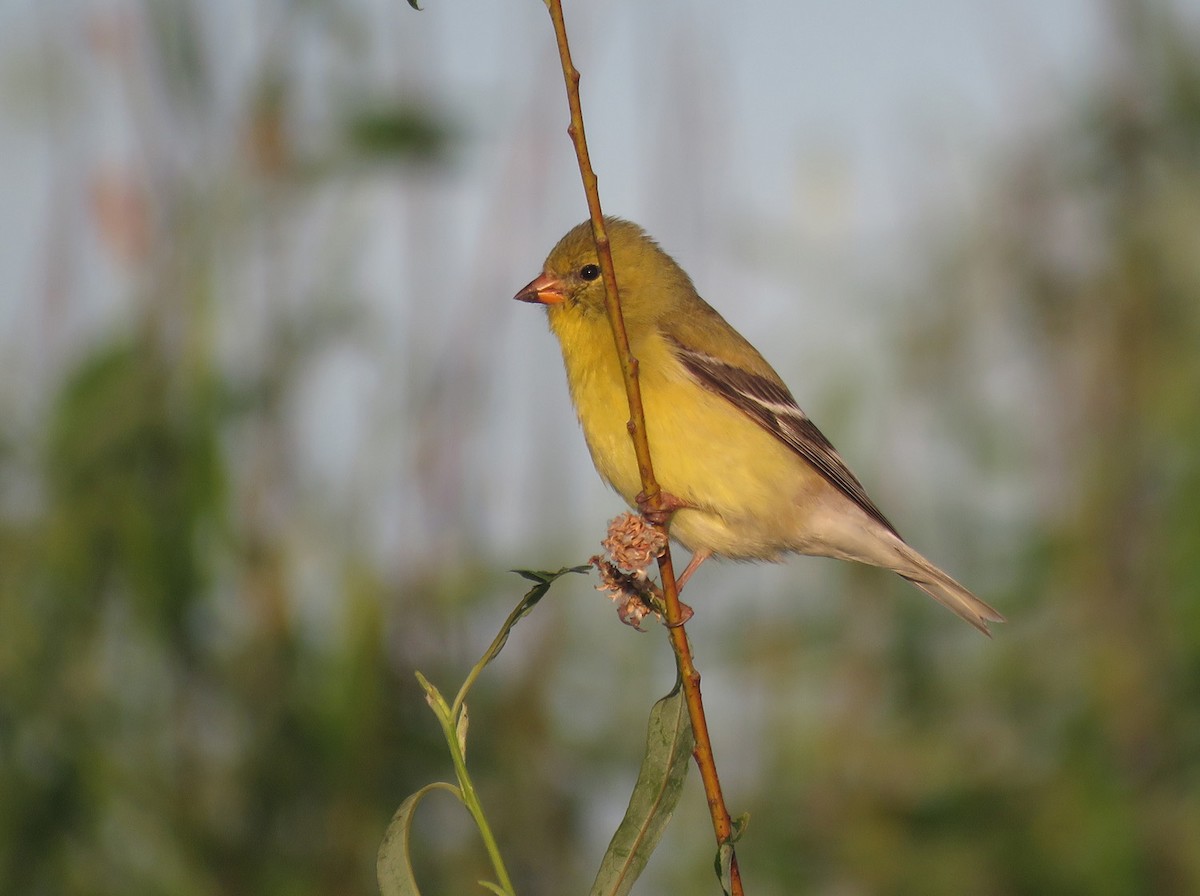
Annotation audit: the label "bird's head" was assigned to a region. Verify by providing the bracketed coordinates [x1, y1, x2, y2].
[514, 218, 695, 328]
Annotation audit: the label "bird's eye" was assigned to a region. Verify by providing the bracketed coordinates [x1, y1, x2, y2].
[580, 264, 601, 281]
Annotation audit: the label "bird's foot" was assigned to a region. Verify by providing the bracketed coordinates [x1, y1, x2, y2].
[635, 489, 691, 526]
[665, 600, 694, 627]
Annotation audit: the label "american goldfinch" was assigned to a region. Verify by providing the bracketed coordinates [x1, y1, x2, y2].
[515, 218, 1004, 634]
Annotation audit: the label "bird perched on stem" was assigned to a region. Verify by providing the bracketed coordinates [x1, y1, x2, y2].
[515, 218, 1004, 635]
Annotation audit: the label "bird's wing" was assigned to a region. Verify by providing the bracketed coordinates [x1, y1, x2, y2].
[668, 336, 899, 536]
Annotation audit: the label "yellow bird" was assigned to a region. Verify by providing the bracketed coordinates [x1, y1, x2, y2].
[515, 218, 1004, 635]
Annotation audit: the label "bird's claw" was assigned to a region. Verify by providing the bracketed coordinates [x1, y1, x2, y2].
[635, 489, 689, 526]
[665, 600, 694, 627]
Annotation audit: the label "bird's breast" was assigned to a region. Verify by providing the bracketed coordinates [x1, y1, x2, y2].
[550, 312, 807, 560]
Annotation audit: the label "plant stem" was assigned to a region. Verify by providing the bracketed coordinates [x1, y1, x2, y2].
[418, 672, 517, 895]
[447, 729, 515, 896]
[543, 3, 744, 893]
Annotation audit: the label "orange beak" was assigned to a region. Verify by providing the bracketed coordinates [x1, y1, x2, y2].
[514, 272, 567, 305]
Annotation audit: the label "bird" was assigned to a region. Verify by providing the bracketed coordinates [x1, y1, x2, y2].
[514, 217, 1004, 635]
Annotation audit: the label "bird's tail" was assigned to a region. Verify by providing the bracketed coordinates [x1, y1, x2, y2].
[891, 540, 1005, 636]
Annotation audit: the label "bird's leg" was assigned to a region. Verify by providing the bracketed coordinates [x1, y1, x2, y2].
[675, 549, 710, 592]
[660, 549, 709, 627]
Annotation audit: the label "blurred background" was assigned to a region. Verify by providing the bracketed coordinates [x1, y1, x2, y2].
[3, 0, 1200, 893]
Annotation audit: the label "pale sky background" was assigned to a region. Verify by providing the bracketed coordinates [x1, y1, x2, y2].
[0, 0, 1163, 610]
[2, 1, 1194, 884]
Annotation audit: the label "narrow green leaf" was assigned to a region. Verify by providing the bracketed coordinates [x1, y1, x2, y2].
[451, 565, 590, 727]
[478, 566, 589, 669]
[588, 683, 695, 896]
[511, 564, 592, 585]
[477, 883, 508, 896]
[407, 0, 422, 10]
[377, 782, 463, 896]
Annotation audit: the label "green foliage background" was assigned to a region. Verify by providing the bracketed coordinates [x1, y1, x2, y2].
[2, 2, 1199, 894]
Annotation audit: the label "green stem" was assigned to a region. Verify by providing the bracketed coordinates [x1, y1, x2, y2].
[418, 672, 516, 895]
[452, 594, 536, 721]
[445, 717, 515, 895]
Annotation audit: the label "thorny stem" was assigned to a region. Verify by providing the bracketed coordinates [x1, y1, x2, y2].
[543, 3, 744, 893]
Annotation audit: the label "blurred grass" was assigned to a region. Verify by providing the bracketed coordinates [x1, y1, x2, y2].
[2, 2, 1199, 895]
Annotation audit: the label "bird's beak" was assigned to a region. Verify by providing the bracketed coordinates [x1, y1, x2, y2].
[514, 272, 566, 305]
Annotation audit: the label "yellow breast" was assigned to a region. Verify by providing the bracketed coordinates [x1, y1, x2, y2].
[547, 306, 809, 560]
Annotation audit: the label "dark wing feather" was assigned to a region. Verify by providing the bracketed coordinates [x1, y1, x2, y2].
[670, 339, 899, 536]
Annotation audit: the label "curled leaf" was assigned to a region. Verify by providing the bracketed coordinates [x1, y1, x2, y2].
[377, 782, 463, 896]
